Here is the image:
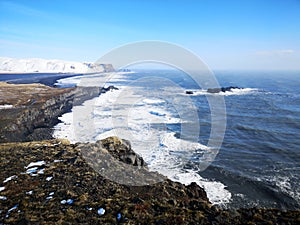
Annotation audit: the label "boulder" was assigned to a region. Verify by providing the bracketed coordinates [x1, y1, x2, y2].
[185, 90, 194, 95]
[101, 85, 119, 93]
[101, 136, 145, 167]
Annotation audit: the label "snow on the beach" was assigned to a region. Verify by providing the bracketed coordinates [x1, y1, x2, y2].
[0, 57, 107, 73]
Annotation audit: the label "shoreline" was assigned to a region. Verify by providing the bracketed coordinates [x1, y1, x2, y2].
[0, 73, 87, 87]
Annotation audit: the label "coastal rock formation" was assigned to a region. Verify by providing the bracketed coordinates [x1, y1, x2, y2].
[0, 139, 299, 224]
[185, 87, 242, 95]
[101, 85, 119, 93]
[0, 82, 101, 143]
[100, 136, 145, 167]
[207, 86, 241, 93]
[185, 90, 194, 95]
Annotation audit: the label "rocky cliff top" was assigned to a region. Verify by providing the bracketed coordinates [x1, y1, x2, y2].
[0, 137, 299, 224]
[0, 82, 74, 107]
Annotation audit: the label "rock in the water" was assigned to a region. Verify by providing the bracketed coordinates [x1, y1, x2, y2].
[101, 85, 119, 93]
[207, 86, 240, 93]
[185, 90, 194, 95]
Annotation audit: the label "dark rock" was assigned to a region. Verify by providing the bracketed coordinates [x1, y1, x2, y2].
[101, 85, 119, 93]
[207, 86, 241, 93]
[185, 90, 194, 95]
[98, 136, 145, 167]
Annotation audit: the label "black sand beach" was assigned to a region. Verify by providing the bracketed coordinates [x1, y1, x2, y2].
[0, 73, 84, 87]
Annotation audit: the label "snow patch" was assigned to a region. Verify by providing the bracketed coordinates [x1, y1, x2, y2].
[3, 175, 17, 183]
[0, 104, 13, 109]
[0, 57, 107, 73]
[25, 161, 45, 169]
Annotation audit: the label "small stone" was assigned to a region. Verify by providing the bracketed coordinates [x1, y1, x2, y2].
[60, 200, 67, 204]
[0, 196, 7, 200]
[66, 199, 74, 205]
[117, 212, 122, 221]
[46, 176, 53, 181]
[97, 208, 105, 215]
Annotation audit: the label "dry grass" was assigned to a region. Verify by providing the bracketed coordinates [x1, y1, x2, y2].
[0, 82, 73, 106]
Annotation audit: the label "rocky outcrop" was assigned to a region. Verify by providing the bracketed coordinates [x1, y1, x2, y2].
[100, 85, 119, 93]
[207, 86, 241, 93]
[0, 138, 299, 224]
[100, 136, 145, 167]
[185, 87, 242, 95]
[185, 90, 194, 95]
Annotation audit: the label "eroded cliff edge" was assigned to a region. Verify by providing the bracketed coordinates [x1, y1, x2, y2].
[0, 82, 101, 143]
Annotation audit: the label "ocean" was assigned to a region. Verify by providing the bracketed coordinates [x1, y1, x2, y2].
[50, 69, 299, 209]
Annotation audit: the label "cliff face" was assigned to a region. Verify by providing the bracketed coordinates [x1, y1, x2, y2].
[0, 82, 101, 143]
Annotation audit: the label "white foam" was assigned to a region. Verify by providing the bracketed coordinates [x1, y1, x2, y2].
[142, 98, 165, 104]
[266, 175, 300, 203]
[55, 72, 130, 87]
[161, 133, 209, 151]
[52, 74, 232, 206]
[218, 88, 258, 96]
[170, 171, 232, 205]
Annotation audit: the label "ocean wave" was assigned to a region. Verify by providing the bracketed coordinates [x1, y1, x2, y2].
[52, 76, 231, 205]
[54, 72, 130, 87]
[165, 170, 232, 205]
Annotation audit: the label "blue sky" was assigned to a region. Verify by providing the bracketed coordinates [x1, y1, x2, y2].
[0, 0, 300, 70]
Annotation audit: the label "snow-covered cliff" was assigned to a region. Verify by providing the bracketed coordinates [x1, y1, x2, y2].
[0, 57, 114, 73]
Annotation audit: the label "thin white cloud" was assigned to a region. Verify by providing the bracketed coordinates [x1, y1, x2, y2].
[0, 1, 46, 18]
[255, 49, 296, 56]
